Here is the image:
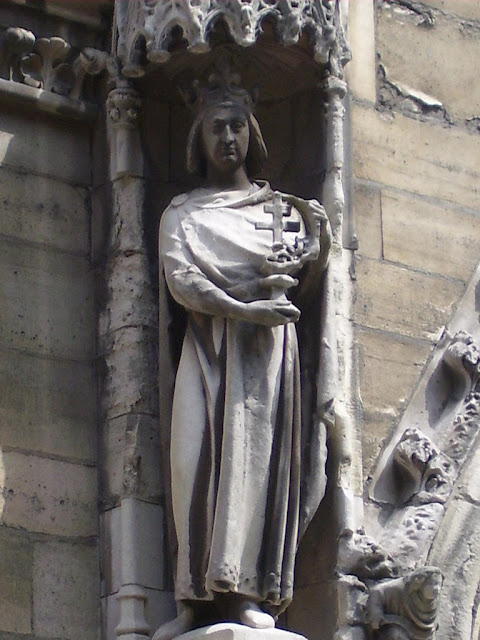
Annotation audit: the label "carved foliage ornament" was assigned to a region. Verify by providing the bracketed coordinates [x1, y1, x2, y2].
[115, 0, 350, 76]
[0, 27, 107, 100]
[442, 330, 480, 462]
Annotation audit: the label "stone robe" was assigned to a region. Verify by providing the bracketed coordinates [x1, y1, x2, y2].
[159, 182, 334, 614]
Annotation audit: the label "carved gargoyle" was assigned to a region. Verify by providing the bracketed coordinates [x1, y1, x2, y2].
[364, 567, 443, 640]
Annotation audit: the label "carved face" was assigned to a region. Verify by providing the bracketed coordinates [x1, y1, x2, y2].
[200, 104, 250, 177]
[407, 568, 443, 618]
[419, 572, 442, 601]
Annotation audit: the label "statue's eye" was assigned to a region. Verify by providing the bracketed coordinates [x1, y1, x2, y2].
[231, 120, 245, 133]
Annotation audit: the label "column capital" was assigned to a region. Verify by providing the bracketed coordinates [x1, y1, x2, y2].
[107, 86, 142, 129]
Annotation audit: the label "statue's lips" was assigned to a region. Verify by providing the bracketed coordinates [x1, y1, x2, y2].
[217, 146, 238, 159]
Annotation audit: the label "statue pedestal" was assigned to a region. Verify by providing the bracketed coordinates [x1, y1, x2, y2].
[176, 624, 307, 640]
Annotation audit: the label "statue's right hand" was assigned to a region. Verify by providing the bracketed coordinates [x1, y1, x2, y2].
[242, 299, 301, 326]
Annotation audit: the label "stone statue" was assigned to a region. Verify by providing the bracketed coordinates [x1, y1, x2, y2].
[154, 65, 334, 639]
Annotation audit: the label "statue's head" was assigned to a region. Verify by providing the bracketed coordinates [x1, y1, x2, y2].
[184, 64, 267, 178]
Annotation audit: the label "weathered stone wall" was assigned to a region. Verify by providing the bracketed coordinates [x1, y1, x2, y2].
[0, 4, 109, 638]
[348, 0, 480, 481]
[347, 5, 480, 637]
[0, 109, 99, 639]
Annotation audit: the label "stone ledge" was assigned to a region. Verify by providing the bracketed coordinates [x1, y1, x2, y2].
[177, 624, 306, 640]
[0, 77, 97, 122]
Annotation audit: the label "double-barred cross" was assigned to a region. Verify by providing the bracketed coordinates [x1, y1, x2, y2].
[255, 191, 300, 248]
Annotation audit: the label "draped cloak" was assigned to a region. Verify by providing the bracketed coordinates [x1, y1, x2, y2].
[159, 181, 336, 615]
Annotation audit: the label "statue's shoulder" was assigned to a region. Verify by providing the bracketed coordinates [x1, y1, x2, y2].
[169, 193, 190, 208]
[161, 192, 195, 229]
[166, 188, 211, 212]
[160, 189, 205, 238]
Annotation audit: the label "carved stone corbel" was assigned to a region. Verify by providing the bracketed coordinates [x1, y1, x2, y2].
[441, 331, 480, 463]
[337, 528, 399, 582]
[366, 428, 453, 572]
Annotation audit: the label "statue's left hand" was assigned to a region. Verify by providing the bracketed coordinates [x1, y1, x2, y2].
[259, 274, 299, 292]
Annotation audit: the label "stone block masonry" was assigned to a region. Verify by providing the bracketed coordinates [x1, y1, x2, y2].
[0, 71, 99, 640]
[377, 0, 480, 121]
[348, 0, 480, 484]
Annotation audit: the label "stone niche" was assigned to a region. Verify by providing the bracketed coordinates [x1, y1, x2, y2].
[140, 30, 333, 640]
[103, 3, 351, 640]
[97, 3, 356, 640]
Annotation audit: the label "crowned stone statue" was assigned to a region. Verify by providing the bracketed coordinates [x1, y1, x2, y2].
[154, 63, 335, 640]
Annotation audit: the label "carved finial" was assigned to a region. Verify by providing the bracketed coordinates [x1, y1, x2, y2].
[70, 48, 110, 100]
[1, 28, 108, 102]
[21, 37, 73, 94]
[2, 27, 35, 82]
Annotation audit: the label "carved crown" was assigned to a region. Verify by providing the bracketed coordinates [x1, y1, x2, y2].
[182, 61, 257, 116]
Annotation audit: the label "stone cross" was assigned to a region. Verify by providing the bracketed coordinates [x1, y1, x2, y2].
[256, 191, 300, 249]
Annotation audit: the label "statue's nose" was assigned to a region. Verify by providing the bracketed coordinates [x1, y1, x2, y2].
[222, 125, 234, 142]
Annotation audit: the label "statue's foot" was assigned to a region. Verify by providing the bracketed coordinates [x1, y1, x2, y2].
[236, 600, 275, 629]
[152, 606, 194, 640]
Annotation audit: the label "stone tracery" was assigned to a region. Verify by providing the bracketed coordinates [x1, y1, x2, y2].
[114, 0, 350, 77]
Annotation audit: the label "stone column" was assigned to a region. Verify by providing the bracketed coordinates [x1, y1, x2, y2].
[100, 83, 166, 640]
[322, 69, 365, 640]
[323, 75, 348, 242]
[322, 71, 362, 532]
